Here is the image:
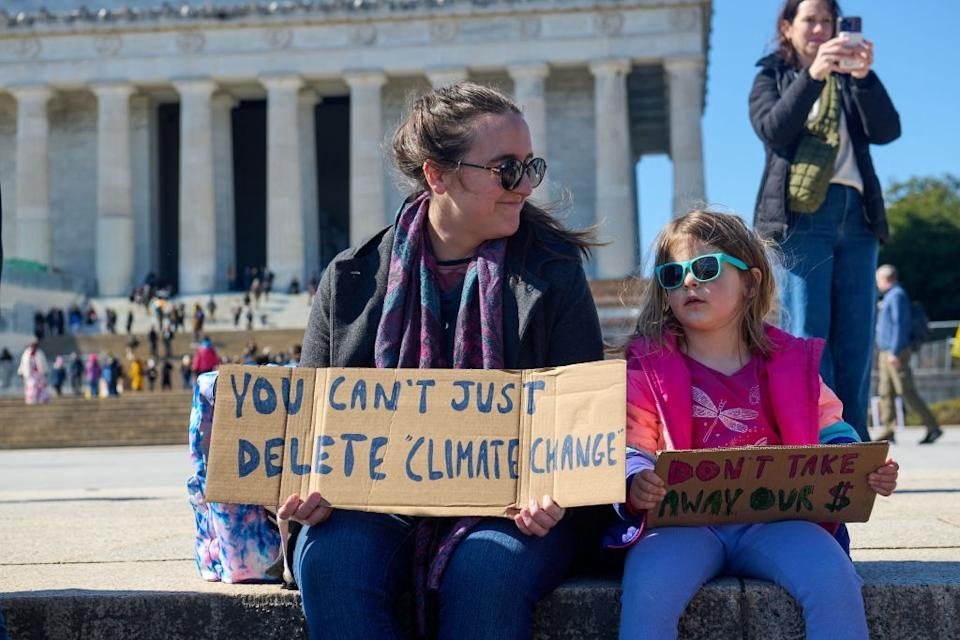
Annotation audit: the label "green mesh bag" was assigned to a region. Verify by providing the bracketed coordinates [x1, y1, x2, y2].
[788, 76, 840, 213]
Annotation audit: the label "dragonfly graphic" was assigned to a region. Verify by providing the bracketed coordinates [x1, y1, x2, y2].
[692, 386, 759, 443]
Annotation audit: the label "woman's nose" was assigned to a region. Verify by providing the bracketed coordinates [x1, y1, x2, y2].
[683, 269, 699, 288]
[512, 171, 534, 197]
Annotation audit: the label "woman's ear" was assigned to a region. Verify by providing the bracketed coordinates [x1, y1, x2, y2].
[422, 161, 447, 195]
[779, 19, 792, 41]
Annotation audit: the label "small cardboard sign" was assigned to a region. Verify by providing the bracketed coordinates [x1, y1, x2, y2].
[205, 360, 626, 517]
[646, 442, 889, 528]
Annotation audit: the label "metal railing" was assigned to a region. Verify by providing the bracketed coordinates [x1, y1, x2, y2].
[914, 321, 959, 371]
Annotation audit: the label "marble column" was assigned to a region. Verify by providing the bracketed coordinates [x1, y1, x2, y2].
[425, 67, 468, 89]
[509, 63, 551, 200]
[299, 90, 320, 282]
[130, 94, 159, 285]
[173, 79, 217, 294]
[211, 92, 237, 292]
[666, 56, 706, 217]
[263, 75, 306, 290]
[12, 85, 53, 265]
[589, 59, 637, 279]
[92, 82, 136, 296]
[344, 70, 387, 244]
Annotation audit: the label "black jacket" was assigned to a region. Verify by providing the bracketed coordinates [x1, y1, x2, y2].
[300, 210, 604, 370]
[291, 206, 610, 580]
[749, 53, 901, 241]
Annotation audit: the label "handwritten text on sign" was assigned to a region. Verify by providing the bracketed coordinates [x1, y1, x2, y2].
[204, 361, 627, 517]
[645, 443, 889, 528]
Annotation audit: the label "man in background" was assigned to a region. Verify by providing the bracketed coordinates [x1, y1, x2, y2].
[875, 265, 943, 444]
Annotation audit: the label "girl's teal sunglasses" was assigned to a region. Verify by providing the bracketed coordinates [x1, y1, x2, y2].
[654, 253, 749, 289]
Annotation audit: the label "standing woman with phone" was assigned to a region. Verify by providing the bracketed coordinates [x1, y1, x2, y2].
[750, 0, 901, 441]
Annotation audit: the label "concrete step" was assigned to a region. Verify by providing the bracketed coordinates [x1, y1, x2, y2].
[3, 573, 958, 640]
[0, 399, 192, 413]
[0, 391, 190, 404]
[1, 435, 187, 449]
[0, 392, 193, 449]
[3, 435, 959, 640]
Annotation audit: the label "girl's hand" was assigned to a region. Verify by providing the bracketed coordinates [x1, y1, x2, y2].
[868, 458, 899, 496]
[278, 491, 333, 526]
[514, 495, 565, 537]
[628, 469, 667, 512]
[808, 37, 859, 81]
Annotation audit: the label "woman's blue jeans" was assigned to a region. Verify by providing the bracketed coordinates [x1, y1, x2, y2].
[293, 509, 575, 640]
[777, 184, 879, 440]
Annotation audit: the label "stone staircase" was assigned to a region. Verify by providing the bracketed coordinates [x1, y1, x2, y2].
[4, 279, 644, 450]
[0, 391, 193, 449]
[89, 291, 314, 336]
[36, 279, 644, 360]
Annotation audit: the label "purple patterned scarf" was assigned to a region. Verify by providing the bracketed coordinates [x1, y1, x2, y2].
[374, 192, 507, 636]
[375, 191, 506, 369]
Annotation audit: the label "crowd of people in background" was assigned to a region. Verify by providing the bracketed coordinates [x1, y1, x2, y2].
[25, 275, 320, 341]
[1, 334, 302, 404]
[32, 304, 101, 340]
[25, 265, 322, 346]
[7, 263, 318, 406]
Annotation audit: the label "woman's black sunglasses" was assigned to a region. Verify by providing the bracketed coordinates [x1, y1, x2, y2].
[457, 157, 547, 191]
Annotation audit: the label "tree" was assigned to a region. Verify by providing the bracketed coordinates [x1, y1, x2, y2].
[879, 175, 960, 321]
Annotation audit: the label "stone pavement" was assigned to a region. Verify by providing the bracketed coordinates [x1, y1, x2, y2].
[1, 428, 959, 639]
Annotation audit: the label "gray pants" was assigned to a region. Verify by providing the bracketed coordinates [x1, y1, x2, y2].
[877, 349, 939, 432]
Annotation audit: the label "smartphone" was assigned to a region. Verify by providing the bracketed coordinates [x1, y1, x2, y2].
[837, 16, 864, 69]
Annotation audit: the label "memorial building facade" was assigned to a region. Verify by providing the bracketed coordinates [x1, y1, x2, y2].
[0, 0, 711, 295]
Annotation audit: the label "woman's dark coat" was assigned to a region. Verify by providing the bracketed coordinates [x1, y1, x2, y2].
[749, 53, 901, 241]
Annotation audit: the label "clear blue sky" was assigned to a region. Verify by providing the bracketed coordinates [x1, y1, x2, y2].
[637, 0, 960, 267]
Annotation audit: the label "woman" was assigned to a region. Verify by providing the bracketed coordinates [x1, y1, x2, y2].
[0, 348, 14, 390]
[68, 352, 84, 395]
[50, 355, 66, 396]
[749, 0, 900, 440]
[278, 83, 604, 639]
[17, 340, 51, 405]
[84, 354, 101, 399]
[129, 354, 144, 392]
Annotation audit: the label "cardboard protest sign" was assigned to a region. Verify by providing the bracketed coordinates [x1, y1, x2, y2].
[204, 360, 626, 517]
[646, 442, 889, 528]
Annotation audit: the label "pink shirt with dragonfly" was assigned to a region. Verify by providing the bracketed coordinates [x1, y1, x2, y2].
[683, 353, 782, 448]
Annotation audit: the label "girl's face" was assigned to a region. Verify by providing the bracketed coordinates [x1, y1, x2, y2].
[664, 239, 754, 335]
[427, 112, 534, 256]
[781, 0, 835, 65]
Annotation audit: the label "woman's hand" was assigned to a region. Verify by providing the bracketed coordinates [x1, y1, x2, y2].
[514, 495, 565, 537]
[278, 491, 333, 526]
[848, 39, 874, 79]
[628, 469, 667, 512]
[807, 36, 861, 81]
[868, 458, 899, 496]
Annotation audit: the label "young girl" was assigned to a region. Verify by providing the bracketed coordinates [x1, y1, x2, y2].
[615, 211, 899, 640]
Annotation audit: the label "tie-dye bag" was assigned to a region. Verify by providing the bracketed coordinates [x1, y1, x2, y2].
[187, 371, 282, 583]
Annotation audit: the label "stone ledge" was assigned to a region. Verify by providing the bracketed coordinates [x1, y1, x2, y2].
[4, 574, 959, 640]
